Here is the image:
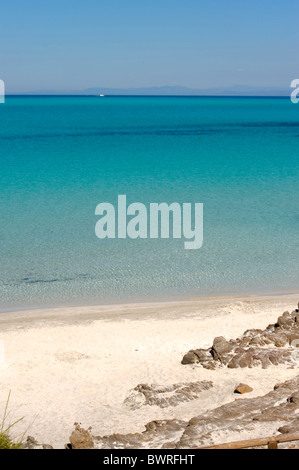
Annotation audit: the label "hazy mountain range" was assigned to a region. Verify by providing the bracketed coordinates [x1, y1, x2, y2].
[9, 85, 292, 96]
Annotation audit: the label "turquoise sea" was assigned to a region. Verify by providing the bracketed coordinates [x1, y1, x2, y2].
[0, 96, 298, 311]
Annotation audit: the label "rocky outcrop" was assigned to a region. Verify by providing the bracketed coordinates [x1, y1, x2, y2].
[93, 420, 186, 449]
[177, 375, 299, 448]
[91, 375, 299, 449]
[123, 380, 213, 410]
[182, 306, 299, 369]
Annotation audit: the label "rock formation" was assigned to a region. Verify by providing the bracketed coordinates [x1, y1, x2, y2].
[182, 306, 299, 369]
[91, 375, 299, 449]
[124, 380, 213, 409]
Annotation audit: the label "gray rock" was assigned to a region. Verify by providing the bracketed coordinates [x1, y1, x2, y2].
[93, 419, 186, 449]
[212, 336, 234, 360]
[181, 350, 199, 364]
[22, 435, 53, 449]
[278, 418, 299, 434]
[124, 380, 213, 409]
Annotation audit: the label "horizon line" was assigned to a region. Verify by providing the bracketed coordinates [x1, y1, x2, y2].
[5, 94, 290, 98]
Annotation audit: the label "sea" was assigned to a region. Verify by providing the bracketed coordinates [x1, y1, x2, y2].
[0, 96, 298, 311]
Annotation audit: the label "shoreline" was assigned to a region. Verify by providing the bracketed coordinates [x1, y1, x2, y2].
[1, 289, 298, 319]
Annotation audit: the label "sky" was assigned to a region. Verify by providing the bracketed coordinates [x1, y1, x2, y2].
[0, 0, 298, 93]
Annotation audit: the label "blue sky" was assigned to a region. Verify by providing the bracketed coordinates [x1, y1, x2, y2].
[1, 0, 298, 92]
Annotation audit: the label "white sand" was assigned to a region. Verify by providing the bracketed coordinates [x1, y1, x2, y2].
[0, 293, 298, 449]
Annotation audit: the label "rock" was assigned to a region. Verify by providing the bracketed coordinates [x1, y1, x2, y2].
[243, 329, 264, 338]
[287, 393, 299, 404]
[193, 349, 213, 362]
[182, 304, 299, 370]
[212, 337, 233, 360]
[22, 435, 53, 449]
[92, 375, 299, 449]
[234, 384, 253, 394]
[275, 312, 293, 329]
[289, 334, 299, 346]
[177, 375, 299, 449]
[25, 436, 38, 448]
[278, 418, 299, 434]
[181, 348, 215, 368]
[227, 350, 252, 369]
[124, 380, 213, 409]
[93, 419, 186, 450]
[181, 350, 199, 364]
[211, 337, 234, 365]
[69, 423, 94, 449]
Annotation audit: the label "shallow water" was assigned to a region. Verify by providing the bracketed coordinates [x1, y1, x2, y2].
[0, 96, 298, 310]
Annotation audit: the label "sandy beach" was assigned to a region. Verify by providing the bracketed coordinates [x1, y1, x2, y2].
[0, 292, 298, 449]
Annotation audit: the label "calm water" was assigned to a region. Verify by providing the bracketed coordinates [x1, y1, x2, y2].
[0, 96, 298, 311]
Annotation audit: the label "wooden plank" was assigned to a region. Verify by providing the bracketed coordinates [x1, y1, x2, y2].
[199, 433, 299, 449]
[268, 441, 278, 449]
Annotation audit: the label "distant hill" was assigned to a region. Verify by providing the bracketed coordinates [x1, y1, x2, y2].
[9, 85, 291, 96]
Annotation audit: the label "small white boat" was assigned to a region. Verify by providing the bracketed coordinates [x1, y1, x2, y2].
[99, 94, 105, 97]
